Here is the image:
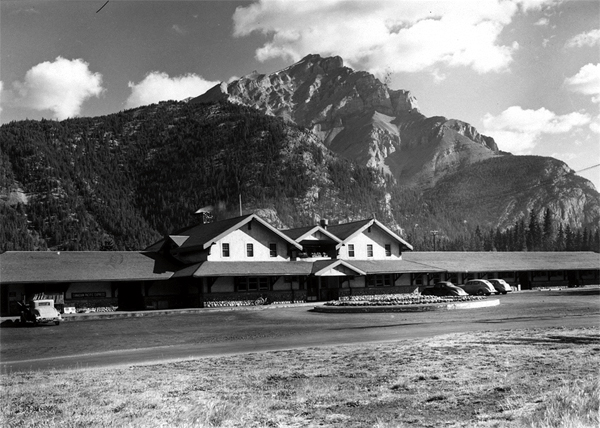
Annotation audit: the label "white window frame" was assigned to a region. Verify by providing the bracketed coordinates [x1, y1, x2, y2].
[222, 243, 230, 258]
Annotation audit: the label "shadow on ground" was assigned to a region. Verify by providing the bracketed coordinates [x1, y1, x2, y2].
[483, 335, 600, 346]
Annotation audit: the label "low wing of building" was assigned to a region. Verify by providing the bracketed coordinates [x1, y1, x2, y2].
[2, 214, 598, 314]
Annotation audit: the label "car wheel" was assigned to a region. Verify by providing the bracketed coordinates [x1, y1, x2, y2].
[502, 292, 507, 295]
[476, 289, 485, 296]
[54, 321, 60, 325]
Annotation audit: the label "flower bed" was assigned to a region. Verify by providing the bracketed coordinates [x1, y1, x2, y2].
[325, 294, 486, 306]
[76, 306, 117, 313]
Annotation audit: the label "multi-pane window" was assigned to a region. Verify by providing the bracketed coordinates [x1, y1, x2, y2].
[269, 243, 277, 257]
[367, 274, 393, 287]
[367, 244, 373, 257]
[222, 243, 230, 257]
[385, 244, 391, 257]
[348, 244, 355, 257]
[247, 243, 254, 257]
[236, 277, 269, 291]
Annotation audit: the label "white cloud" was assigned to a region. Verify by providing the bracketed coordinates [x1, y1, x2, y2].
[564, 63, 600, 103]
[232, 0, 557, 76]
[431, 69, 447, 84]
[565, 29, 600, 48]
[482, 106, 591, 153]
[126, 72, 220, 108]
[590, 114, 600, 134]
[11, 57, 103, 120]
[534, 17, 549, 26]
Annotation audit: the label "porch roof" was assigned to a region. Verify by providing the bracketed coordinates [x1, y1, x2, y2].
[403, 252, 600, 272]
[348, 259, 445, 274]
[174, 261, 314, 278]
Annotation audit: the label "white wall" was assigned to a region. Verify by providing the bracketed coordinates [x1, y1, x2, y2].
[339, 226, 401, 260]
[208, 220, 291, 262]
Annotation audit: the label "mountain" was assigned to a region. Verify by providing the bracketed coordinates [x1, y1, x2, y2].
[191, 54, 599, 229]
[1, 55, 598, 252]
[0, 102, 400, 251]
[192, 54, 499, 188]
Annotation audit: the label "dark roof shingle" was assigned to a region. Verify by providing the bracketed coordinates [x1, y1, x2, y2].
[0, 251, 173, 284]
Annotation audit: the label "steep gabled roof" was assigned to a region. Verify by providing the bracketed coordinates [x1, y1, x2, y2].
[326, 219, 372, 241]
[328, 218, 413, 251]
[144, 214, 303, 254]
[281, 225, 342, 243]
[312, 259, 366, 276]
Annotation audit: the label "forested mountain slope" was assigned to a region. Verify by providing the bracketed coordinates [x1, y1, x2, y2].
[1, 101, 396, 251]
[1, 75, 598, 252]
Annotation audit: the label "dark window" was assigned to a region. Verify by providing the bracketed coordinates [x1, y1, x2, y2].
[236, 277, 269, 292]
[247, 243, 254, 257]
[367, 244, 373, 257]
[367, 274, 393, 287]
[222, 243, 230, 257]
[385, 244, 391, 257]
[348, 244, 355, 257]
[269, 243, 277, 257]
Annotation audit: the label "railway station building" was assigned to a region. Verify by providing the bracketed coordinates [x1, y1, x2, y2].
[1, 214, 598, 315]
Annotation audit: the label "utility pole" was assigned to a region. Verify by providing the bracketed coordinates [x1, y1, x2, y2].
[430, 230, 439, 251]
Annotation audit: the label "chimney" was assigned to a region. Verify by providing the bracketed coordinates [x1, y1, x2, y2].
[320, 219, 329, 229]
[195, 206, 214, 224]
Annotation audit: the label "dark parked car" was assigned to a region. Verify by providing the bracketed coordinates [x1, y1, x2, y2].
[422, 281, 469, 297]
[488, 278, 512, 294]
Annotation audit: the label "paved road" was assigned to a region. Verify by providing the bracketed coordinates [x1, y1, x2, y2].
[1, 289, 598, 373]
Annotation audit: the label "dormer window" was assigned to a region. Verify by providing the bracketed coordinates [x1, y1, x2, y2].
[348, 244, 355, 258]
[385, 244, 391, 257]
[367, 244, 373, 257]
[222, 243, 230, 257]
[247, 243, 254, 257]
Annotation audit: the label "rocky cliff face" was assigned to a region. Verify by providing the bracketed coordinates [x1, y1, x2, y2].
[192, 54, 499, 187]
[191, 54, 599, 230]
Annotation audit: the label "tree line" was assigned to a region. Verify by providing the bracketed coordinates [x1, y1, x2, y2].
[409, 208, 599, 252]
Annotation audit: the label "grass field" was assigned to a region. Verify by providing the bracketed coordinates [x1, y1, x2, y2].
[1, 326, 598, 427]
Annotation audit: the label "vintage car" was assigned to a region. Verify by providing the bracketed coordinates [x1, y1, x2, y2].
[488, 278, 513, 294]
[458, 279, 496, 296]
[19, 299, 62, 326]
[422, 281, 469, 297]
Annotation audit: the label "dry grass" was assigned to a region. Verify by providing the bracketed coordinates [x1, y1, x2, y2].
[1, 326, 599, 427]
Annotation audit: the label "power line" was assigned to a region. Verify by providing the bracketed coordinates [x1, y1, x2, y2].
[575, 163, 600, 174]
[96, 1, 109, 14]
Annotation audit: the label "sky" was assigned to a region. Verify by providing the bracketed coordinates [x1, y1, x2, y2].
[1, 0, 599, 188]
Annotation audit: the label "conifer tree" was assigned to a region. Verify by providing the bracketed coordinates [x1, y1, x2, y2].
[542, 208, 554, 250]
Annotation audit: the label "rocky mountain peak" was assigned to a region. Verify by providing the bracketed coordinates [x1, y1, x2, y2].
[192, 54, 498, 187]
